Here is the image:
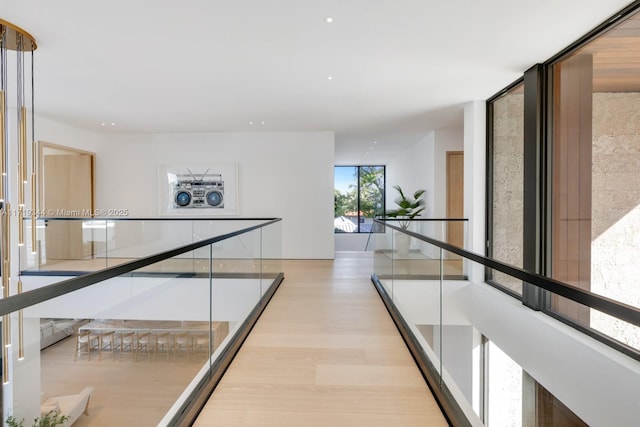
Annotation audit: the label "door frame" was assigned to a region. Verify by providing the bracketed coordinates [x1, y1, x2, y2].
[38, 140, 96, 215]
[446, 150, 464, 244]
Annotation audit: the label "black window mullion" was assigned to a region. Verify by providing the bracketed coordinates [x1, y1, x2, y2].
[522, 64, 545, 310]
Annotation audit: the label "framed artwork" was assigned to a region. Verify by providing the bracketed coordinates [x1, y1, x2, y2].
[158, 163, 238, 215]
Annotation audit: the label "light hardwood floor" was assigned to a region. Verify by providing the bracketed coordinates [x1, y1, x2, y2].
[37, 253, 448, 426]
[194, 252, 448, 427]
[40, 336, 209, 426]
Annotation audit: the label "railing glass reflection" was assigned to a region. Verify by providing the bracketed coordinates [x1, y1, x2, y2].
[4, 218, 282, 426]
[369, 219, 640, 426]
[20, 218, 274, 273]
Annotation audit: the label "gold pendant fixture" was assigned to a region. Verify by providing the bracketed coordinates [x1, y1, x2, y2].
[0, 18, 37, 382]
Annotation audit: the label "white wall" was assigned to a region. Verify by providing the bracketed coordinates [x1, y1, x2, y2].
[4, 112, 104, 271]
[387, 132, 434, 216]
[470, 283, 640, 427]
[335, 136, 428, 253]
[335, 233, 371, 252]
[31, 123, 335, 259]
[390, 278, 640, 426]
[386, 129, 464, 223]
[383, 130, 464, 254]
[433, 130, 464, 219]
[385, 133, 434, 252]
[93, 132, 334, 259]
[36, 115, 104, 154]
[464, 101, 486, 281]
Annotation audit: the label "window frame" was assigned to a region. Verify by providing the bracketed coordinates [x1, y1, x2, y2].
[334, 165, 386, 234]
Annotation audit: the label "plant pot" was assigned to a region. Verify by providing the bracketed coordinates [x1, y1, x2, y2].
[395, 231, 411, 258]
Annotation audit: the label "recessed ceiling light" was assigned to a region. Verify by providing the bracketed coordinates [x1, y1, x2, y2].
[249, 121, 254, 125]
[373, 141, 377, 144]
[261, 121, 265, 124]
[327, 76, 333, 80]
[326, 17, 334, 23]
[110, 122, 116, 126]
[100, 123, 106, 126]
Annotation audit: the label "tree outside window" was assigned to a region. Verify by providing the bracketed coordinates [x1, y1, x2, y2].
[334, 166, 385, 233]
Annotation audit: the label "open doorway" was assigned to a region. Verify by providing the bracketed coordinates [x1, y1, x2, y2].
[38, 141, 96, 261]
[446, 151, 464, 250]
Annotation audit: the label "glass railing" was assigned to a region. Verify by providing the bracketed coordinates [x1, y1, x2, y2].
[370, 218, 468, 282]
[21, 217, 276, 273]
[1, 218, 282, 426]
[368, 219, 640, 427]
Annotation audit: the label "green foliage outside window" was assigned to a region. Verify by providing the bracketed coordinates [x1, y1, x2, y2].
[334, 166, 385, 233]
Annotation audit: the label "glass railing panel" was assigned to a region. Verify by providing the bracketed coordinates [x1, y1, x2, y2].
[439, 250, 482, 424]
[18, 247, 216, 426]
[194, 219, 265, 239]
[211, 228, 262, 346]
[438, 219, 468, 251]
[21, 218, 110, 272]
[21, 218, 277, 274]
[8, 219, 283, 426]
[105, 219, 194, 264]
[371, 219, 469, 281]
[371, 219, 640, 426]
[390, 237, 444, 377]
[369, 221, 394, 296]
[260, 221, 282, 296]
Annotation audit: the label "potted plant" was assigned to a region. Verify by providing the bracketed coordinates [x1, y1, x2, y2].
[6, 410, 69, 427]
[385, 185, 426, 257]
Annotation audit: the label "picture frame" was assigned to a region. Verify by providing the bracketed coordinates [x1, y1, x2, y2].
[158, 163, 238, 216]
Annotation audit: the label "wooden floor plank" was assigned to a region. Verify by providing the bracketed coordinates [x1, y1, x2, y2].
[194, 253, 448, 426]
[37, 253, 448, 426]
[40, 338, 208, 426]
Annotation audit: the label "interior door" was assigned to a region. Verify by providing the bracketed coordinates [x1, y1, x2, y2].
[446, 151, 464, 250]
[42, 151, 94, 260]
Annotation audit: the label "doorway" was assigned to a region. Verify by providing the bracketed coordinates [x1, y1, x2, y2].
[38, 141, 96, 261]
[446, 151, 464, 249]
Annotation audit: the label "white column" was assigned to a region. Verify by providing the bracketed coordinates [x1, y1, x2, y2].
[463, 101, 486, 283]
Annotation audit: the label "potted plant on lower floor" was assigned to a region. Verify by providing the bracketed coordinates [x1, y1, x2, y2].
[6, 409, 69, 427]
[385, 185, 426, 257]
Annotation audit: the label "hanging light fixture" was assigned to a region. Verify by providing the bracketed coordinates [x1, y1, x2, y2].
[0, 19, 37, 381]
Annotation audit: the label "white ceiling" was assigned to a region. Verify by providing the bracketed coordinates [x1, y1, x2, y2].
[2, 0, 635, 163]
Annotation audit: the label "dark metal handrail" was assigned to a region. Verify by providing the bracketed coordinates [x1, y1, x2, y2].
[0, 218, 282, 316]
[375, 219, 640, 328]
[34, 217, 279, 221]
[377, 217, 468, 222]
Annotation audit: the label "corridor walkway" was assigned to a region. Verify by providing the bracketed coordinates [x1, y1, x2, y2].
[194, 252, 448, 426]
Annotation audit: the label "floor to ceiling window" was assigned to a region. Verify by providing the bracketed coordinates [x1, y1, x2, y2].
[334, 166, 385, 233]
[487, 82, 525, 296]
[550, 8, 640, 351]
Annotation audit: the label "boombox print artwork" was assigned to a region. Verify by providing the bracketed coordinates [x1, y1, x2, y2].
[173, 169, 224, 209]
[159, 164, 238, 215]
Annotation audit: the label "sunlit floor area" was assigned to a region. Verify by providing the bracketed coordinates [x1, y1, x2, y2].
[194, 253, 448, 427]
[40, 334, 211, 426]
[34, 253, 448, 426]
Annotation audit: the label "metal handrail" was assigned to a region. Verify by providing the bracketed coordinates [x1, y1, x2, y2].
[377, 217, 468, 222]
[374, 219, 640, 328]
[35, 217, 279, 221]
[0, 218, 282, 316]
